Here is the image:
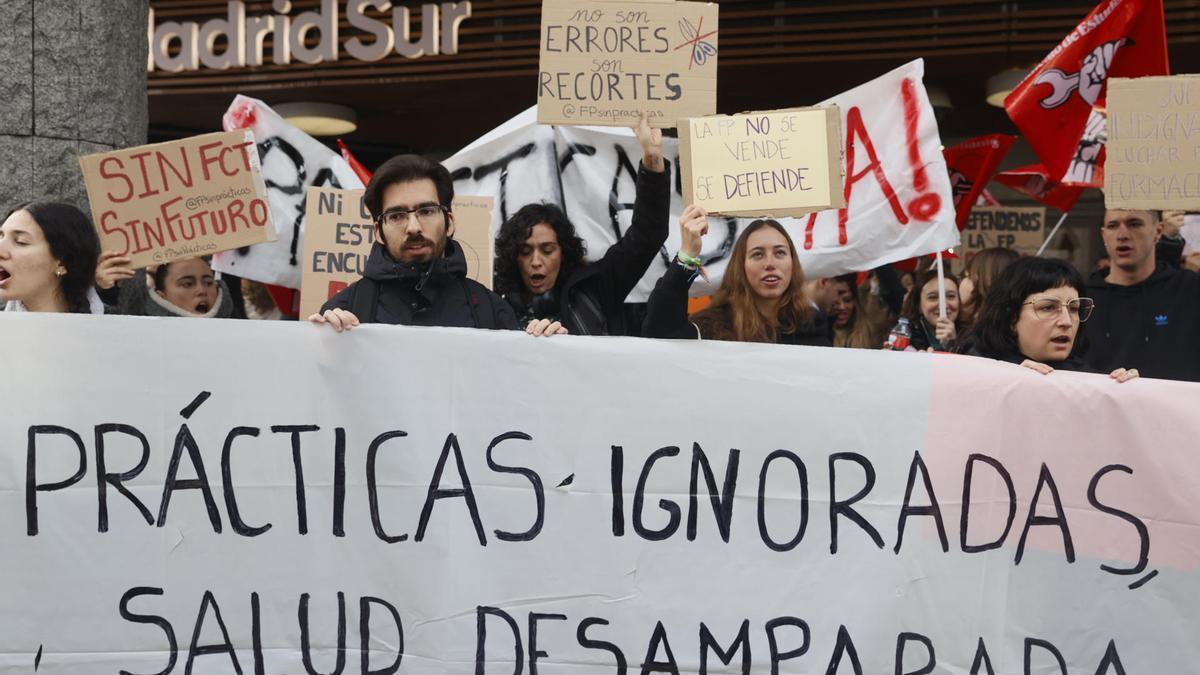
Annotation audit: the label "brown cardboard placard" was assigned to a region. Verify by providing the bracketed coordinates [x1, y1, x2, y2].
[960, 206, 1046, 263]
[299, 188, 495, 319]
[298, 187, 374, 320]
[1105, 75, 1200, 210]
[451, 195, 496, 292]
[537, 0, 718, 128]
[79, 130, 275, 269]
[678, 106, 844, 217]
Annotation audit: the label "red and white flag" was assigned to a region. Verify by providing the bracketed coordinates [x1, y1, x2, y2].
[219, 96, 364, 288]
[338, 139, 374, 185]
[943, 134, 1016, 229]
[993, 164, 1086, 213]
[1004, 0, 1169, 183]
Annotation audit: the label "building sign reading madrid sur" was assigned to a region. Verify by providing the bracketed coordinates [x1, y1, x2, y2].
[147, 0, 472, 72]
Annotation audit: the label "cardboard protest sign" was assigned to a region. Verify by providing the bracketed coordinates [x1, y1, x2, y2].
[960, 205, 1046, 261]
[1183, 213, 1200, 256]
[4, 313, 1200, 672]
[215, 96, 364, 289]
[538, 0, 718, 128]
[1105, 75, 1200, 210]
[679, 107, 843, 217]
[298, 187, 374, 319]
[299, 187, 495, 318]
[78, 130, 275, 268]
[451, 195, 497, 290]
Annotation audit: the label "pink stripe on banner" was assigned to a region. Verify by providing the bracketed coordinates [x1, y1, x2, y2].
[926, 353, 1200, 581]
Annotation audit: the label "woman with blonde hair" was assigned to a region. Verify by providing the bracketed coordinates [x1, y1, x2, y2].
[643, 206, 829, 345]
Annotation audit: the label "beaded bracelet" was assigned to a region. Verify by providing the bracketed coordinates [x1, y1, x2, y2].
[676, 252, 703, 269]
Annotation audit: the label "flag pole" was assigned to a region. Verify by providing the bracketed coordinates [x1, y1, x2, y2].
[935, 250, 947, 319]
[1037, 211, 1070, 256]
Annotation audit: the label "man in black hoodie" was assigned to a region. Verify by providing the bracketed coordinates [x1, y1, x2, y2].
[1084, 208, 1200, 381]
[309, 154, 517, 332]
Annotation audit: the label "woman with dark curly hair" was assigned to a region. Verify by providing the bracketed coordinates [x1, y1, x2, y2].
[0, 202, 102, 314]
[643, 208, 827, 345]
[493, 112, 670, 337]
[956, 256, 1138, 381]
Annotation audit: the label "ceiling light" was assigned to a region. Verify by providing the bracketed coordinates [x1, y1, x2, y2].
[985, 68, 1032, 108]
[275, 102, 358, 136]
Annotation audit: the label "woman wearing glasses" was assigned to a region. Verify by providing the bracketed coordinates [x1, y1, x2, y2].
[957, 257, 1138, 382]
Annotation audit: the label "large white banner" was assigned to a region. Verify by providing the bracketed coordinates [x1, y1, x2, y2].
[2, 313, 1198, 674]
[447, 59, 960, 299]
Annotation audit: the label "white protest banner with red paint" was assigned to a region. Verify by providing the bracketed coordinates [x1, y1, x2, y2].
[797, 59, 960, 275]
[447, 59, 958, 299]
[2, 313, 1199, 673]
[217, 95, 364, 289]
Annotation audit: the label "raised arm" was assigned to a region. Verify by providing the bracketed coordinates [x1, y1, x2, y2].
[94, 250, 135, 306]
[637, 110, 664, 174]
[643, 206, 708, 340]
[590, 111, 671, 305]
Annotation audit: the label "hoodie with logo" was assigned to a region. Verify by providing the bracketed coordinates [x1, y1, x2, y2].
[1083, 263, 1200, 382]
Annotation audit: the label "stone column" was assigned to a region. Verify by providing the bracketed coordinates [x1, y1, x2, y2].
[0, 0, 147, 212]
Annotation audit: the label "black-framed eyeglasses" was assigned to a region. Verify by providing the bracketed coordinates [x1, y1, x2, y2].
[376, 204, 447, 228]
[1022, 297, 1095, 322]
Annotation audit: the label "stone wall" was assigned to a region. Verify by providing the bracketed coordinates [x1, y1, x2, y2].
[0, 0, 147, 212]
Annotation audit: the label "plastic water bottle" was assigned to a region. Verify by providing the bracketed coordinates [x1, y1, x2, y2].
[885, 318, 912, 351]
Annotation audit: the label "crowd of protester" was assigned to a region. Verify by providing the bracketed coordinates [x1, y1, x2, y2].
[3, 123, 1197, 384]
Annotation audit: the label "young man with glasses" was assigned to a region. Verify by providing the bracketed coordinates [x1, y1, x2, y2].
[309, 154, 517, 331]
[1084, 208, 1200, 381]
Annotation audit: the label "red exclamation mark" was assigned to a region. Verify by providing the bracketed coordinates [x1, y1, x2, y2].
[804, 105, 910, 250]
[902, 77, 942, 222]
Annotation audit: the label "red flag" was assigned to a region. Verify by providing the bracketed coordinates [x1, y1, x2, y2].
[993, 164, 1086, 213]
[1061, 108, 1107, 188]
[1003, 0, 1169, 181]
[943, 134, 1017, 229]
[337, 139, 373, 185]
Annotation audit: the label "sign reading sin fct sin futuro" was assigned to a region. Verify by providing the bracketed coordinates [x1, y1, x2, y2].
[79, 131, 276, 269]
[147, 0, 473, 72]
